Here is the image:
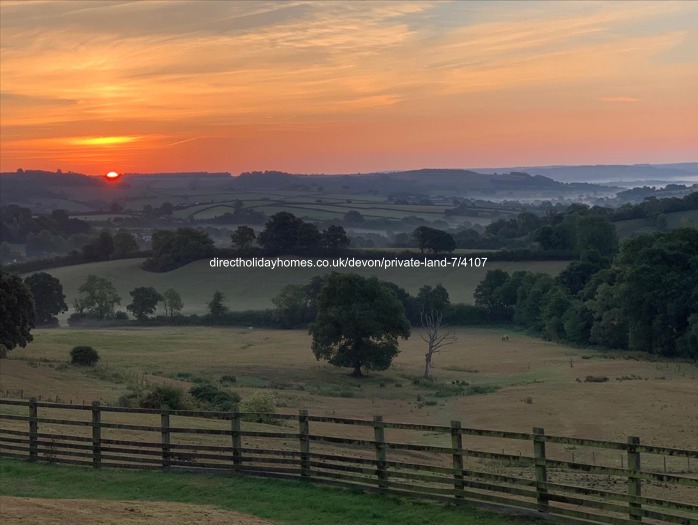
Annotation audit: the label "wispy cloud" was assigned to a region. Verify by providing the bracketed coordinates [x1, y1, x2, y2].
[166, 137, 200, 147]
[600, 97, 641, 103]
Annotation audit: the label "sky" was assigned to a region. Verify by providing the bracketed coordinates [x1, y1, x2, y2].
[1, 0, 697, 176]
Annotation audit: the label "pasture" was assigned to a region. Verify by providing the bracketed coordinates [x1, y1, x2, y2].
[3, 326, 697, 452]
[2, 326, 697, 518]
[31, 258, 571, 319]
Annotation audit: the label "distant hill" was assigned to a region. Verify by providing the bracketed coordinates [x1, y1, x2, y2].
[1, 168, 614, 211]
[235, 169, 611, 195]
[473, 163, 698, 185]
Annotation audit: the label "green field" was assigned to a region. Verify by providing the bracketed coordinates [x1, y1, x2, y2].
[31, 258, 571, 317]
[174, 198, 455, 223]
[0, 459, 539, 525]
[613, 209, 698, 239]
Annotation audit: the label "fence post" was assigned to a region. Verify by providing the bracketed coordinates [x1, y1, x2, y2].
[373, 415, 388, 493]
[451, 420, 464, 500]
[299, 409, 310, 480]
[533, 427, 548, 513]
[161, 405, 170, 470]
[28, 398, 38, 462]
[231, 406, 242, 471]
[627, 436, 642, 523]
[92, 401, 101, 468]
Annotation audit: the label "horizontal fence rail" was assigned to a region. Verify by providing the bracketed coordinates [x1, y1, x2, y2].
[0, 398, 696, 525]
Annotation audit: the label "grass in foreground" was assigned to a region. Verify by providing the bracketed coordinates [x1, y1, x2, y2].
[0, 459, 541, 525]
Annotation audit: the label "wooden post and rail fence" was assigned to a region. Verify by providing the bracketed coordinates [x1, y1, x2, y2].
[0, 398, 696, 525]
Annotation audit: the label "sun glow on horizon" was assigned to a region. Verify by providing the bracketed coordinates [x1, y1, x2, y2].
[69, 136, 139, 146]
[105, 171, 121, 180]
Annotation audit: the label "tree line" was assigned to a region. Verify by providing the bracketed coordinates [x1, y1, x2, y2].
[473, 227, 698, 358]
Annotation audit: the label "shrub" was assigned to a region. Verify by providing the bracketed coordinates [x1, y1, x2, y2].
[584, 375, 609, 383]
[139, 384, 190, 410]
[117, 390, 141, 408]
[240, 391, 277, 423]
[189, 383, 240, 412]
[70, 345, 100, 366]
[463, 385, 500, 396]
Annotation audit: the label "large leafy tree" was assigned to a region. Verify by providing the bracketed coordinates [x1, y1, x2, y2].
[513, 273, 554, 332]
[473, 269, 510, 320]
[144, 228, 215, 272]
[309, 273, 411, 377]
[412, 226, 456, 255]
[127, 286, 163, 321]
[208, 290, 229, 321]
[24, 272, 68, 325]
[416, 283, 450, 314]
[320, 225, 350, 255]
[82, 230, 115, 261]
[257, 212, 307, 255]
[615, 228, 698, 356]
[74, 275, 121, 319]
[1, 269, 35, 356]
[230, 225, 256, 251]
[113, 230, 139, 256]
[162, 288, 184, 318]
[272, 276, 326, 329]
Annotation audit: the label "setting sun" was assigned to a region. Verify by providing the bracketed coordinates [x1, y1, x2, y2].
[105, 171, 120, 180]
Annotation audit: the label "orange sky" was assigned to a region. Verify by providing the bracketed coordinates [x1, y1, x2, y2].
[1, 1, 696, 175]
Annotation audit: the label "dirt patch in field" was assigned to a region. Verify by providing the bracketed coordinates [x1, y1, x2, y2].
[0, 496, 276, 525]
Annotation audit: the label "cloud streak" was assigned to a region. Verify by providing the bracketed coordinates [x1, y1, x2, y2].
[600, 97, 641, 103]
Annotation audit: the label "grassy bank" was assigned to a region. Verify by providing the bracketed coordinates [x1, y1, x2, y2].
[0, 459, 540, 525]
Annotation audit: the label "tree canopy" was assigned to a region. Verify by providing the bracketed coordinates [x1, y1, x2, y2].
[230, 225, 256, 251]
[127, 286, 163, 321]
[207, 290, 229, 321]
[412, 226, 456, 254]
[472, 227, 698, 358]
[0, 269, 35, 356]
[144, 228, 215, 272]
[24, 272, 68, 325]
[73, 275, 121, 319]
[416, 283, 450, 314]
[162, 288, 184, 318]
[258, 212, 350, 256]
[309, 273, 411, 377]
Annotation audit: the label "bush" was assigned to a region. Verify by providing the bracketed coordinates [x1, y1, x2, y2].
[70, 345, 100, 366]
[189, 383, 240, 412]
[139, 384, 190, 410]
[117, 390, 141, 408]
[584, 375, 609, 383]
[240, 391, 277, 423]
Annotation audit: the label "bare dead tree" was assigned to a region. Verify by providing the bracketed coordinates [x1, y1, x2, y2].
[419, 310, 457, 379]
